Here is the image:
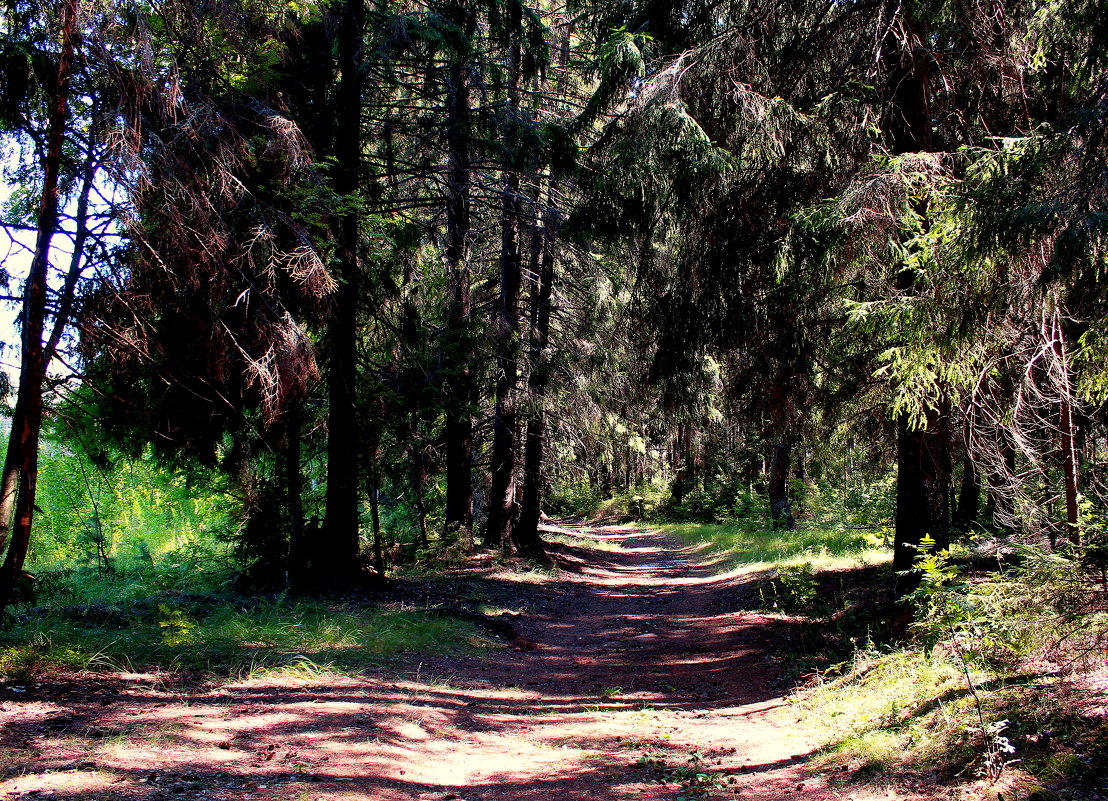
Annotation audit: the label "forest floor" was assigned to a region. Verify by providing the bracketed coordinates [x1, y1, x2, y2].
[1, 521, 949, 801]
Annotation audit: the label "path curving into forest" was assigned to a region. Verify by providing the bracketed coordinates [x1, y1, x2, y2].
[0, 522, 862, 801]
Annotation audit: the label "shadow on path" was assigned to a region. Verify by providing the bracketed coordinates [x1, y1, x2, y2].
[0, 521, 830, 801]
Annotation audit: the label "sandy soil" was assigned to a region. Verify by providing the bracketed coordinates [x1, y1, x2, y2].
[0, 522, 919, 801]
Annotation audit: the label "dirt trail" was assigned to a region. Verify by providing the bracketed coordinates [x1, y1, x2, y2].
[0, 522, 842, 801]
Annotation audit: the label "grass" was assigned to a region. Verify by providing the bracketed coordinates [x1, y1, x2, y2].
[656, 513, 1108, 793]
[781, 542, 1108, 796]
[1, 594, 490, 680]
[798, 643, 1108, 793]
[3, 545, 495, 681]
[799, 648, 971, 769]
[543, 532, 624, 551]
[657, 520, 890, 572]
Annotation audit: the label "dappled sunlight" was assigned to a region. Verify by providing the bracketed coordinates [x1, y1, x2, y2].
[0, 524, 837, 801]
[0, 768, 108, 798]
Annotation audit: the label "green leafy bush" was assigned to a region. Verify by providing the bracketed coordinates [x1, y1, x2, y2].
[545, 481, 605, 518]
[767, 562, 818, 612]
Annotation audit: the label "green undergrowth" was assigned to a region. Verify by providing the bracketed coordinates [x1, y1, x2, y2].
[794, 543, 1108, 797]
[666, 518, 1108, 796]
[1, 565, 489, 680]
[542, 532, 624, 551]
[801, 642, 1108, 797]
[657, 520, 890, 572]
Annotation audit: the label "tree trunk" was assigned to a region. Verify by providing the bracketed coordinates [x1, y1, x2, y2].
[893, 406, 952, 594]
[484, 0, 525, 549]
[1052, 309, 1080, 545]
[0, 0, 78, 616]
[885, 10, 950, 597]
[0, 123, 93, 559]
[285, 413, 307, 591]
[412, 445, 429, 550]
[441, 19, 476, 545]
[768, 440, 795, 530]
[316, 0, 367, 586]
[951, 457, 979, 535]
[671, 425, 688, 507]
[515, 207, 558, 556]
[367, 433, 386, 577]
[793, 444, 807, 516]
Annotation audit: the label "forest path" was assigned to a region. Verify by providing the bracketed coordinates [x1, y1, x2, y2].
[0, 522, 856, 801]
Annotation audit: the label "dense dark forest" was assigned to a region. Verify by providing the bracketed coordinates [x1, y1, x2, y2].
[1, 0, 1107, 797]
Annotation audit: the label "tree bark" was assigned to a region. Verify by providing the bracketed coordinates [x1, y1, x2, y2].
[893, 406, 952, 594]
[1052, 309, 1080, 545]
[768, 440, 796, 530]
[952, 456, 980, 535]
[367, 426, 386, 577]
[671, 425, 688, 507]
[317, 0, 366, 585]
[0, 0, 78, 616]
[514, 207, 558, 556]
[884, 9, 952, 597]
[441, 16, 476, 545]
[411, 444, 429, 550]
[484, 0, 525, 549]
[285, 412, 307, 591]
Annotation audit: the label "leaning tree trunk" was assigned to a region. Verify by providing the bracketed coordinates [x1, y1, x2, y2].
[0, 0, 78, 617]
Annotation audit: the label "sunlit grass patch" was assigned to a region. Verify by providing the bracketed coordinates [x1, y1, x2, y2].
[0, 599, 489, 681]
[543, 533, 624, 551]
[657, 520, 890, 572]
[801, 649, 966, 741]
[798, 647, 983, 780]
[0, 638, 94, 679]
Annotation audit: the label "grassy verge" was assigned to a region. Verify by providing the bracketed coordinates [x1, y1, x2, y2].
[797, 557, 1108, 798]
[657, 520, 890, 572]
[799, 640, 1108, 798]
[662, 519, 1108, 797]
[542, 532, 624, 551]
[0, 566, 489, 681]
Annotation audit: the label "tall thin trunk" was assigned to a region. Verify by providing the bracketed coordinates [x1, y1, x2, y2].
[367, 428, 386, 577]
[46, 142, 96, 361]
[285, 412, 306, 590]
[515, 207, 558, 556]
[672, 425, 688, 506]
[1052, 309, 1080, 545]
[442, 17, 476, 545]
[0, 0, 78, 616]
[412, 444, 429, 550]
[484, 0, 525, 549]
[793, 444, 807, 516]
[318, 0, 366, 584]
[0, 133, 93, 558]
